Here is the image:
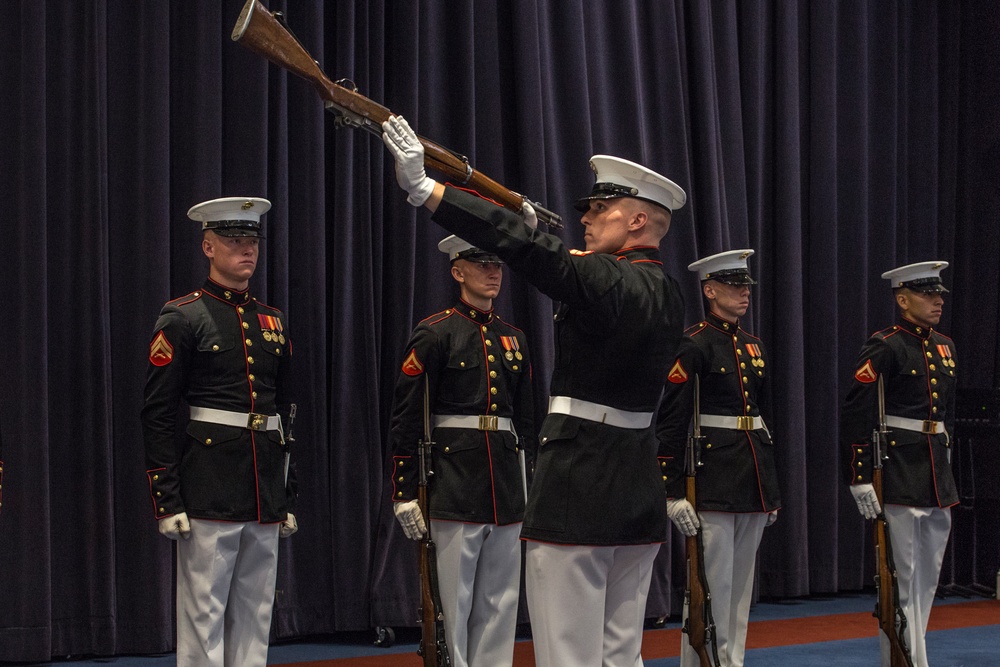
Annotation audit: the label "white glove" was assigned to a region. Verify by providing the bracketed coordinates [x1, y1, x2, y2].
[280, 513, 298, 538]
[766, 510, 778, 527]
[521, 202, 538, 230]
[393, 499, 427, 540]
[381, 116, 435, 207]
[666, 499, 700, 537]
[158, 512, 191, 540]
[850, 483, 881, 520]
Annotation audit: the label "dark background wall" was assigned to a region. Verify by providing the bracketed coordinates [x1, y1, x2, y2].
[1, 0, 998, 661]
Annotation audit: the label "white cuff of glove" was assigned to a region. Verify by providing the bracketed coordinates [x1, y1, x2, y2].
[521, 202, 538, 230]
[766, 509, 778, 527]
[280, 512, 298, 538]
[666, 499, 700, 537]
[406, 178, 436, 208]
[850, 483, 881, 520]
[393, 499, 427, 540]
[158, 511, 191, 540]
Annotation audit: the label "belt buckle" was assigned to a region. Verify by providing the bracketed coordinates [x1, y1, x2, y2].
[736, 415, 754, 430]
[247, 412, 267, 431]
[478, 415, 499, 431]
[922, 420, 937, 434]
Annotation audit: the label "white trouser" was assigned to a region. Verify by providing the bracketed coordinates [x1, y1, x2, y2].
[432, 520, 522, 667]
[879, 505, 952, 667]
[680, 512, 768, 667]
[175, 519, 280, 667]
[525, 541, 660, 667]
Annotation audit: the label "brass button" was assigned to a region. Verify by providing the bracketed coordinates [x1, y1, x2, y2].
[732, 335, 738, 341]
[932, 406, 938, 413]
[490, 387, 498, 395]
[926, 351, 932, 358]
[159, 507, 165, 513]
[205, 438, 212, 445]
[856, 476, 863, 482]
[741, 362, 747, 369]
[911, 370, 916, 375]
[924, 340, 929, 346]
[460, 361, 466, 367]
[736, 349, 743, 355]
[488, 355, 495, 362]
[212, 344, 220, 352]
[932, 392, 939, 399]
[153, 474, 159, 481]
[857, 462, 862, 467]
[491, 404, 498, 412]
[758, 371, 763, 376]
[931, 378, 937, 385]
[857, 448, 863, 453]
[444, 446, 450, 453]
[661, 461, 667, 467]
[275, 348, 281, 355]
[929, 364, 936, 371]
[398, 476, 404, 482]
[252, 392, 258, 399]
[482, 326, 488, 332]
[490, 371, 497, 378]
[156, 491, 161, 497]
[248, 356, 254, 364]
[397, 491, 403, 497]
[513, 365, 519, 370]
[662, 475, 668, 481]
[485, 340, 492, 346]
[706, 443, 712, 449]
[238, 307, 245, 315]
[242, 322, 249, 329]
[743, 376, 749, 383]
[398, 461, 404, 467]
[249, 374, 255, 381]
[720, 367, 726, 372]
[890, 440, 896, 446]
[744, 391, 749, 397]
[246, 339, 253, 346]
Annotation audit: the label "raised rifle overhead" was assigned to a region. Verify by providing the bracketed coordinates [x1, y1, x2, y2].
[231, 0, 562, 230]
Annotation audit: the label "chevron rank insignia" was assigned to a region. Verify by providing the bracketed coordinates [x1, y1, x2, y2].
[402, 348, 424, 377]
[854, 359, 878, 384]
[149, 331, 174, 367]
[667, 359, 688, 384]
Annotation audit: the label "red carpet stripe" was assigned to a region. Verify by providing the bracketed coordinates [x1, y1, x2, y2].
[280, 599, 1000, 666]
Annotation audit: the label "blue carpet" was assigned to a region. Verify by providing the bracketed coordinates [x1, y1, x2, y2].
[14, 594, 998, 666]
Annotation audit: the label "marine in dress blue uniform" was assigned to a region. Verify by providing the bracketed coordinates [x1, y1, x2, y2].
[382, 114, 686, 667]
[141, 197, 298, 667]
[656, 249, 780, 667]
[389, 235, 536, 667]
[840, 261, 957, 667]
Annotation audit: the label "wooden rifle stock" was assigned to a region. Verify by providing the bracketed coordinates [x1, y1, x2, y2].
[415, 377, 450, 667]
[871, 377, 914, 667]
[682, 376, 721, 667]
[232, 0, 561, 228]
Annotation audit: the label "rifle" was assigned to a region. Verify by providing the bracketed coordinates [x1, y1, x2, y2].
[871, 375, 914, 667]
[232, 0, 562, 229]
[682, 375, 721, 667]
[416, 376, 451, 667]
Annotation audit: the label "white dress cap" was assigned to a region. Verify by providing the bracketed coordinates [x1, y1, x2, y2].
[437, 234, 501, 264]
[881, 261, 949, 293]
[687, 249, 757, 284]
[574, 155, 687, 213]
[188, 196, 271, 237]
